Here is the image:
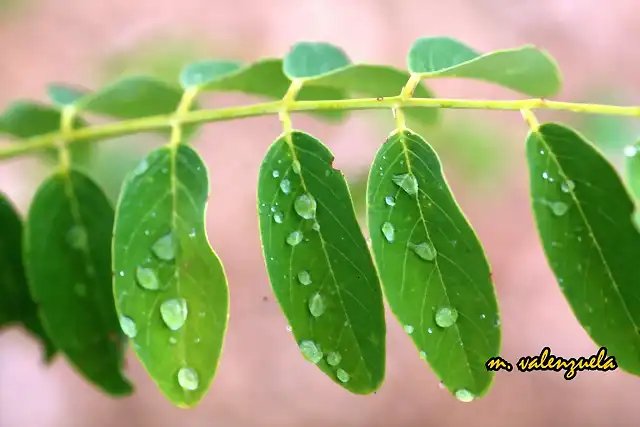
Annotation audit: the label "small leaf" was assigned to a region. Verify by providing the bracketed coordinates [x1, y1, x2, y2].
[179, 60, 242, 89]
[367, 128, 500, 398]
[257, 130, 386, 394]
[113, 144, 229, 408]
[283, 42, 351, 79]
[407, 37, 561, 97]
[526, 123, 640, 376]
[47, 84, 91, 107]
[24, 170, 131, 395]
[299, 64, 438, 125]
[0, 193, 56, 361]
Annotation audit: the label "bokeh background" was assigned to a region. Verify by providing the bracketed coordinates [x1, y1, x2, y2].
[1, 1, 640, 426]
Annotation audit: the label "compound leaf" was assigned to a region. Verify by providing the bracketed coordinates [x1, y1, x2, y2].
[367, 128, 500, 398]
[113, 144, 229, 408]
[257, 130, 386, 394]
[526, 123, 640, 376]
[0, 193, 56, 361]
[407, 37, 561, 97]
[24, 170, 131, 395]
[283, 42, 351, 79]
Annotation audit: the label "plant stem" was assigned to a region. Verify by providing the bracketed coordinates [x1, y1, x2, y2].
[0, 96, 639, 161]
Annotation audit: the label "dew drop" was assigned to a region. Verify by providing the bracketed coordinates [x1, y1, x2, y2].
[169, 336, 177, 345]
[152, 233, 175, 261]
[435, 307, 458, 328]
[549, 201, 569, 217]
[132, 158, 149, 176]
[286, 325, 292, 332]
[119, 271, 124, 277]
[119, 316, 137, 338]
[385, 196, 396, 206]
[427, 327, 433, 334]
[410, 241, 437, 261]
[624, 145, 637, 157]
[189, 228, 196, 238]
[299, 340, 323, 364]
[160, 298, 188, 331]
[542, 172, 549, 180]
[336, 368, 350, 383]
[286, 230, 303, 246]
[273, 212, 284, 224]
[292, 160, 302, 174]
[294, 194, 317, 219]
[560, 180, 575, 193]
[309, 293, 325, 317]
[272, 170, 280, 178]
[298, 270, 312, 285]
[136, 266, 159, 291]
[455, 388, 475, 403]
[392, 173, 418, 196]
[312, 222, 320, 231]
[381, 222, 395, 243]
[404, 324, 414, 334]
[66, 226, 88, 250]
[280, 179, 292, 194]
[177, 367, 199, 391]
[419, 351, 427, 360]
[327, 351, 342, 366]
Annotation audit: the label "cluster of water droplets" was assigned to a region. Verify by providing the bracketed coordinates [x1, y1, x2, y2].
[539, 160, 576, 217]
[117, 231, 200, 392]
[299, 340, 349, 383]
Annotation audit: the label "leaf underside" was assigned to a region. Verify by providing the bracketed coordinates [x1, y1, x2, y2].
[367, 128, 500, 397]
[526, 123, 640, 375]
[257, 130, 386, 394]
[113, 144, 229, 408]
[24, 170, 131, 395]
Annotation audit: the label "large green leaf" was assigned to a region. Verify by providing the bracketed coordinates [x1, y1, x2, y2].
[113, 144, 229, 408]
[367, 128, 500, 399]
[257, 130, 386, 394]
[0, 193, 56, 360]
[407, 37, 561, 97]
[526, 123, 640, 375]
[24, 170, 131, 395]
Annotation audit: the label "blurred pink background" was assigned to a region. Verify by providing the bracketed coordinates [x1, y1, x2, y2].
[1, 1, 640, 426]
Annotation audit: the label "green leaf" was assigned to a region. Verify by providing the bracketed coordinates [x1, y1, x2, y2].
[367, 128, 500, 398]
[526, 123, 640, 376]
[257, 130, 386, 394]
[0, 193, 56, 361]
[112, 144, 229, 408]
[283, 42, 351, 79]
[24, 170, 131, 395]
[299, 64, 438, 125]
[179, 60, 242, 89]
[407, 37, 561, 97]
[47, 84, 91, 107]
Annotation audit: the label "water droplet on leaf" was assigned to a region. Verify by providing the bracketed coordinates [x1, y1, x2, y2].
[66, 226, 88, 250]
[294, 194, 317, 219]
[392, 173, 418, 196]
[410, 241, 437, 261]
[286, 230, 303, 246]
[292, 160, 302, 174]
[119, 316, 137, 338]
[549, 201, 569, 216]
[419, 351, 427, 360]
[152, 233, 175, 261]
[273, 212, 284, 223]
[385, 196, 396, 206]
[455, 388, 475, 403]
[336, 368, 350, 383]
[160, 298, 188, 331]
[132, 159, 149, 176]
[136, 266, 159, 291]
[381, 222, 395, 243]
[435, 307, 458, 328]
[624, 145, 637, 157]
[298, 270, 312, 285]
[312, 222, 320, 231]
[560, 180, 575, 193]
[327, 351, 342, 366]
[169, 336, 177, 345]
[177, 367, 199, 391]
[299, 340, 323, 364]
[280, 179, 292, 194]
[309, 293, 325, 317]
[272, 170, 280, 178]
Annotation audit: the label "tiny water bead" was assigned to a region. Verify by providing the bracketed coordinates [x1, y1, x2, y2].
[385, 195, 396, 206]
[136, 266, 159, 291]
[66, 226, 88, 250]
[160, 298, 188, 331]
[177, 367, 199, 391]
[419, 351, 427, 360]
[294, 194, 317, 219]
[312, 222, 321, 231]
[273, 212, 284, 224]
[410, 241, 437, 261]
[309, 293, 326, 317]
[455, 388, 475, 403]
[272, 170, 280, 178]
[435, 307, 459, 328]
[152, 233, 175, 261]
[119, 316, 137, 338]
[169, 336, 177, 345]
[560, 180, 575, 193]
[381, 222, 395, 243]
[299, 340, 323, 364]
[549, 201, 569, 217]
[327, 351, 342, 366]
[286, 230, 303, 246]
[132, 158, 149, 176]
[403, 324, 415, 334]
[336, 368, 350, 383]
[292, 160, 302, 174]
[624, 145, 638, 157]
[297, 270, 312, 285]
[280, 179, 292, 194]
[392, 173, 418, 196]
